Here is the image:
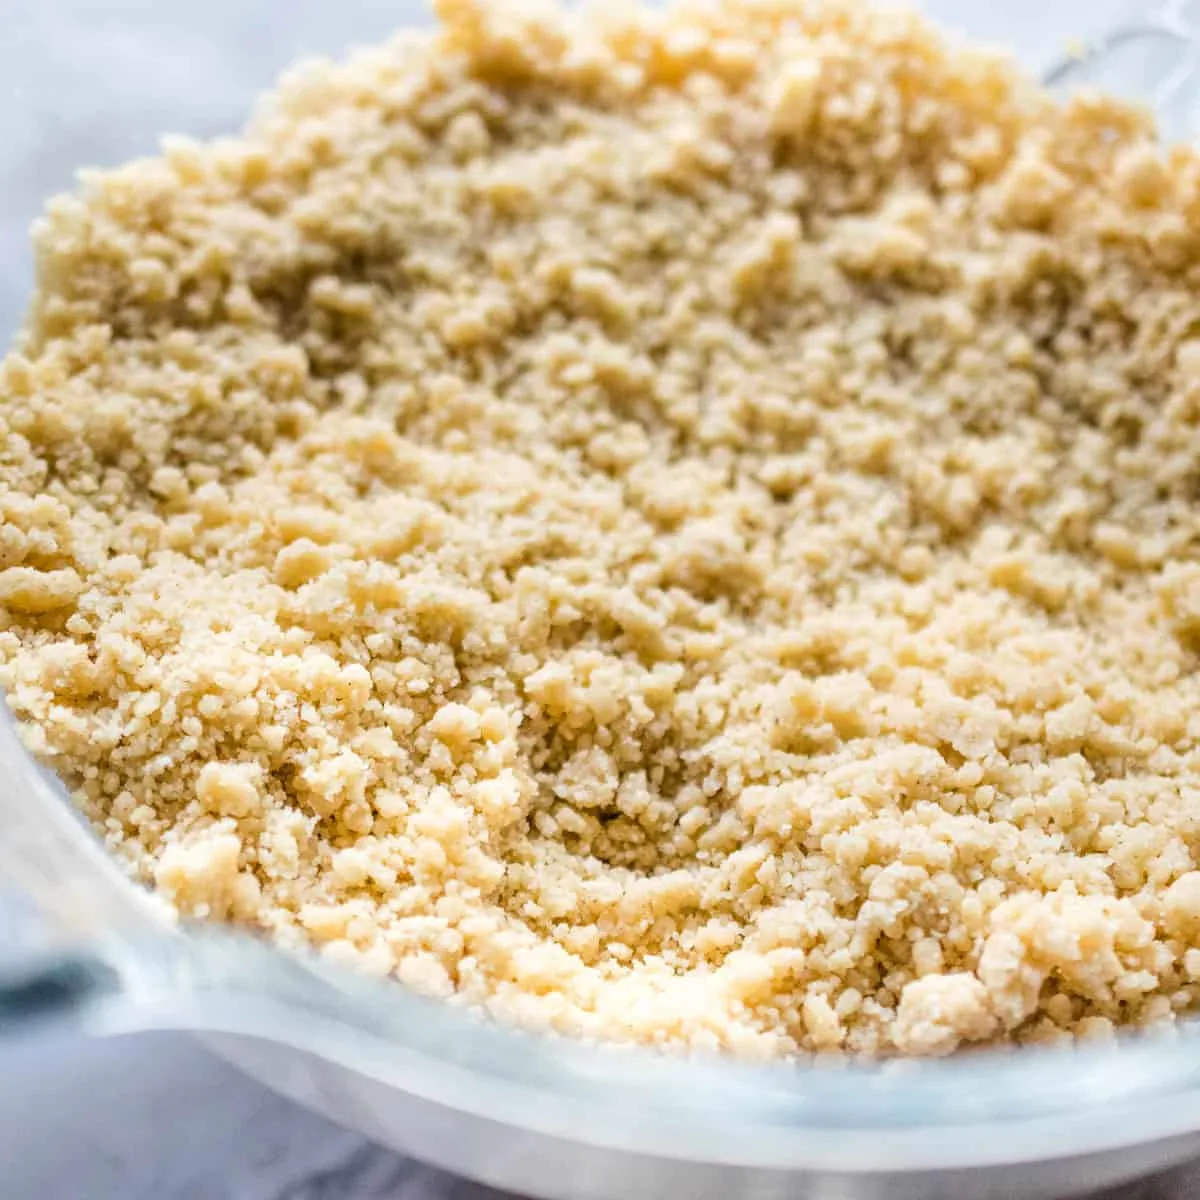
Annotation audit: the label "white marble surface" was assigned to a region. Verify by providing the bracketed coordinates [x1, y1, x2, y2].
[0, 1029, 503, 1200]
[4, 0, 1200, 1197]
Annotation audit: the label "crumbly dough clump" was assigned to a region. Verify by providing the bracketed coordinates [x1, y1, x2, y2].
[7, 0, 1200, 1058]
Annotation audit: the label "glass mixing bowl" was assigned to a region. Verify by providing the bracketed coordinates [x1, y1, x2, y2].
[5, 3, 1200, 1197]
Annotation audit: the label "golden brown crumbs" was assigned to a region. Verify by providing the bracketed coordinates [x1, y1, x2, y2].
[6, 0, 1200, 1058]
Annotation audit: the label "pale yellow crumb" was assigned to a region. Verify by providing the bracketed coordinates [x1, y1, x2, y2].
[4, 0, 1200, 1058]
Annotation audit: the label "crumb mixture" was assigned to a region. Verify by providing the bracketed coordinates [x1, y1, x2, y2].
[6, 0, 1200, 1059]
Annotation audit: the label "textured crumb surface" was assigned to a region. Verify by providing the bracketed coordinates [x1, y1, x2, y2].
[6, 0, 1200, 1058]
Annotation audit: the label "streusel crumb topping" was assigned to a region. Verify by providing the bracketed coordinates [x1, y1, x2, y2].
[5, 0, 1200, 1056]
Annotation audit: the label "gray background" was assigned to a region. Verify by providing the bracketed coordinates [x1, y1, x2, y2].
[2, 0, 1199, 1196]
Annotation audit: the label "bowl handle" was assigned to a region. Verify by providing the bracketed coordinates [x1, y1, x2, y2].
[1041, 3, 1200, 141]
[0, 946, 122, 1035]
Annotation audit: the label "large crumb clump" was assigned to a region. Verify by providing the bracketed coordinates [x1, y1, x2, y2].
[6, 0, 1200, 1058]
